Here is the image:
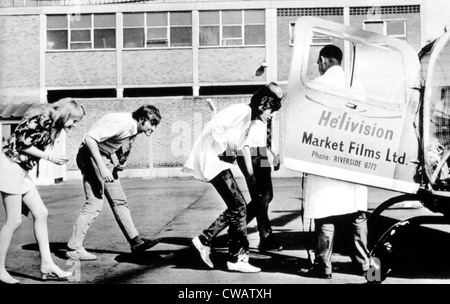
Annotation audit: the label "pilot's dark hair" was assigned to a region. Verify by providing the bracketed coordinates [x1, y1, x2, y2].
[320, 44, 343, 63]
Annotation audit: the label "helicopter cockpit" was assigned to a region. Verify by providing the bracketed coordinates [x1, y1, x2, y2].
[284, 16, 420, 194]
[423, 33, 450, 192]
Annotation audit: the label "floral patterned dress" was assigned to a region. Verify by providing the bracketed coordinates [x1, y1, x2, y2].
[0, 114, 54, 196]
[2, 114, 54, 171]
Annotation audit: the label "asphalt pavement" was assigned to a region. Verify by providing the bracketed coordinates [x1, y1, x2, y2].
[1, 175, 450, 285]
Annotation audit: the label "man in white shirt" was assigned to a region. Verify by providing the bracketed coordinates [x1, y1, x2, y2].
[300, 45, 371, 279]
[184, 83, 283, 273]
[191, 87, 284, 253]
[66, 105, 161, 260]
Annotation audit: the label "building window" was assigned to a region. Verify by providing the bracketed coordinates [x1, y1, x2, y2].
[146, 12, 168, 47]
[94, 14, 116, 49]
[47, 15, 68, 50]
[289, 22, 332, 46]
[47, 14, 116, 50]
[123, 13, 145, 48]
[199, 11, 220, 46]
[123, 11, 192, 48]
[70, 14, 92, 49]
[363, 20, 406, 40]
[199, 10, 265, 47]
[169, 12, 192, 47]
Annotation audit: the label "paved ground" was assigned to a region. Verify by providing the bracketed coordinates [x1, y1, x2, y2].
[1, 176, 450, 285]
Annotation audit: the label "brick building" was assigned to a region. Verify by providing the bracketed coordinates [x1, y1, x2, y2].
[0, 0, 425, 183]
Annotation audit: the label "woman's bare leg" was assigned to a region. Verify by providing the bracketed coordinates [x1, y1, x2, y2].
[23, 188, 70, 277]
[0, 193, 22, 284]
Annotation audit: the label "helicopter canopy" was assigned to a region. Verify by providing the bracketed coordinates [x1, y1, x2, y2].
[423, 30, 450, 190]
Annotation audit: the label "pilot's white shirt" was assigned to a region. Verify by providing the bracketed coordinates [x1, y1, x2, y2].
[312, 65, 347, 88]
[303, 65, 368, 219]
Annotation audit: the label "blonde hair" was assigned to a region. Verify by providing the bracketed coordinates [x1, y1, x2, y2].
[23, 98, 85, 141]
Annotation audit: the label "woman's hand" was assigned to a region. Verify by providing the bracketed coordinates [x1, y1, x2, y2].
[48, 155, 69, 166]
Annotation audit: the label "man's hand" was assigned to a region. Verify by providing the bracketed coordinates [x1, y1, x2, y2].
[246, 174, 256, 185]
[246, 174, 257, 198]
[100, 166, 114, 183]
[273, 154, 281, 171]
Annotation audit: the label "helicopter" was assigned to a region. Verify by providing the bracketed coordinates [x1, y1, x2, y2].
[284, 16, 450, 281]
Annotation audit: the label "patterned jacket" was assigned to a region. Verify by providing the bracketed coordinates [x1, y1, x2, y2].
[2, 114, 54, 171]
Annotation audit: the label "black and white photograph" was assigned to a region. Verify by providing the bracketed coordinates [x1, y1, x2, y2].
[0, 0, 449, 291]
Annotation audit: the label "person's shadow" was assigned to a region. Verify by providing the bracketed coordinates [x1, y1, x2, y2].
[116, 234, 312, 275]
[22, 242, 127, 260]
[114, 237, 217, 269]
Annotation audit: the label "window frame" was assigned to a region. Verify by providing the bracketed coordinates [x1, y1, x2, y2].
[301, 27, 410, 111]
[69, 14, 93, 50]
[168, 11, 193, 48]
[289, 22, 332, 47]
[199, 9, 265, 48]
[123, 11, 192, 49]
[146, 12, 169, 48]
[46, 13, 116, 51]
[93, 14, 117, 49]
[363, 19, 407, 41]
[46, 14, 69, 50]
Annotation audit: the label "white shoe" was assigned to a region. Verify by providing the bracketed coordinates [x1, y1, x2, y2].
[66, 248, 98, 261]
[227, 261, 261, 273]
[192, 236, 214, 269]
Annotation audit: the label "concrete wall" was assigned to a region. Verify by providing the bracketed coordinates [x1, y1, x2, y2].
[122, 49, 193, 85]
[0, 15, 40, 104]
[46, 51, 117, 87]
[198, 47, 265, 83]
[0, 0, 13, 7]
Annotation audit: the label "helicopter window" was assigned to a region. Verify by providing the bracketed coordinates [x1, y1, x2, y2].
[304, 34, 346, 83]
[351, 43, 406, 109]
[425, 36, 450, 187]
[304, 31, 408, 110]
[429, 39, 450, 148]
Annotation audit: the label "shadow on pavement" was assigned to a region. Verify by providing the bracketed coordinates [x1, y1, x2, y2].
[270, 209, 302, 228]
[98, 235, 311, 282]
[115, 251, 168, 266]
[114, 237, 213, 270]
[8, 270, 43, 282]
[22, 242, 128, 260]
[211, 231, 314, 252]
[116, 235, 312, 273]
